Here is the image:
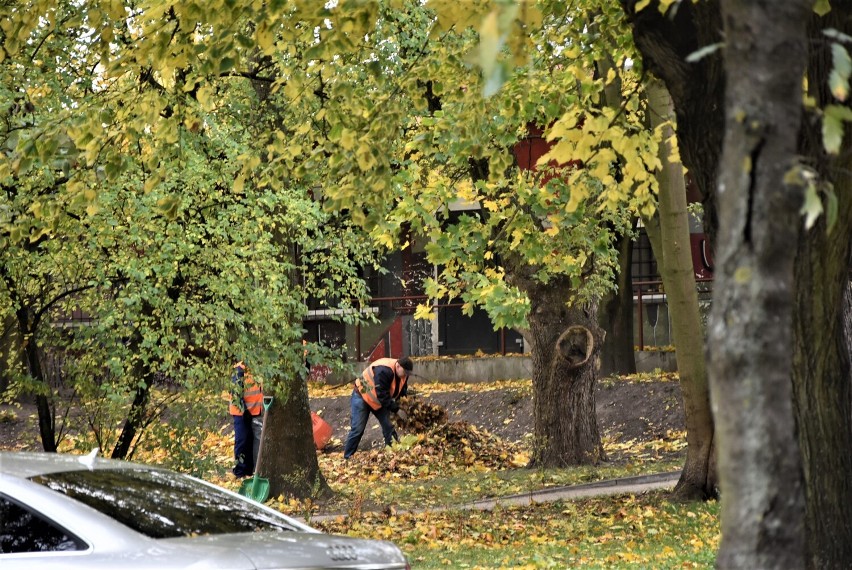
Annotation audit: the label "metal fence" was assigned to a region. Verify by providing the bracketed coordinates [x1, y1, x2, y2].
[634, 277, 714, 351]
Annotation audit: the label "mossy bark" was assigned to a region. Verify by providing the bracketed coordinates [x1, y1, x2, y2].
[258, 377, 332, 501]
[644, 81, 717, 501]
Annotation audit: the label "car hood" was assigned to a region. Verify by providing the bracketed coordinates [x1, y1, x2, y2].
[165, 531, 408, 569]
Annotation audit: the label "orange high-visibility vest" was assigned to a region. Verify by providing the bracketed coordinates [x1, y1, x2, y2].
[354, 357, 406, 411]
[229, 361, 263, 416]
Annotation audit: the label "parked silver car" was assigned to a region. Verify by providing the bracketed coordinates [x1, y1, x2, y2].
[0, 451, 409, 569]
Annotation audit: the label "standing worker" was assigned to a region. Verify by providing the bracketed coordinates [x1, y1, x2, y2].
[228, 360, 264, 477]
[343, 356, 413, 459]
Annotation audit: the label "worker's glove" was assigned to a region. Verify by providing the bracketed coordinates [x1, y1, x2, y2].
[388, 399, 400, 413]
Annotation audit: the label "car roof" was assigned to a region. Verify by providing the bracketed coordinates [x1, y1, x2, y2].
[0, 450, 159, 478]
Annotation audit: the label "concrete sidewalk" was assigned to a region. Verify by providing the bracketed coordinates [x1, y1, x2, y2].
[308, 471, 680, 523]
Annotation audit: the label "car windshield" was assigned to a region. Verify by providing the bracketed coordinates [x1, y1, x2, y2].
[30, 468, 297, 539]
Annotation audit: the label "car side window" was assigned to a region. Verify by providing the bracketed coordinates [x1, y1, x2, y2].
[0, 495, 86, 554]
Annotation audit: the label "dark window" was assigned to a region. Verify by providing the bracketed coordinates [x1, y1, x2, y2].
[0, 495, 86, 553]
[438, 305, 524, 356]
[30, 468, 297, 539]
[631, 227, 660, 283]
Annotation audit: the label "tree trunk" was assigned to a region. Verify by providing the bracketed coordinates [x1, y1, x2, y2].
[792, 184, 852, 569]
[0, 316, 17, 393]
[621, 0, 725, 245]
[34, 395, 57, 452]
[595, 47, 636, 379]
[111, 361, 155, 460]
[597, 229, 637, 377]
[625, 0, 852, 566]
[16, 307, 57, 452]
[515, 273, 605, 467]
[258, 376, 332, 500]
[790, 7, 852, 567]
[644, 80, 717, 500]
[709, 1, 810, 567]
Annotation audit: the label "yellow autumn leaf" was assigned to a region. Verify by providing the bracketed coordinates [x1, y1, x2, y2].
[538, 141, 577, 166]
[509, 452, 529, 467]
[479, 10, 500, 78]
[456, 178, 477, 202]
[256, 23, 274, 53]
[413, 304, 436, 321]
[143, 174, 161, 194]
[295, 121, 311, 136]
[356, 144, 376, 171]
[284, 79, 303, 100]
[339, 129, 356, 151]
[233, 174, 246, 194]
[482, 199, 499, 211]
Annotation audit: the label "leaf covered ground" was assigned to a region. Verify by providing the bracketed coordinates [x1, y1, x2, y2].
[0, 373, 718, 568]
[247, 374, 714, 567]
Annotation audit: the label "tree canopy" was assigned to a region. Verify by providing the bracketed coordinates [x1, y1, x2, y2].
[0, 0, 384, 457]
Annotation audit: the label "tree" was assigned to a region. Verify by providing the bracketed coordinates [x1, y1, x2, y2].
[620, 0, 725, 243]
[709, 2, 812, 565]
[0, 0, 380, 497]
[791, 6, 852, 565]
[643, 80, 716, 500]
[622, 0, 852, 565]
[252, 0, 668, 468]
[596, 54, 638, 379]
[596, 229, 638, 378]
[366, 2, 663, 467]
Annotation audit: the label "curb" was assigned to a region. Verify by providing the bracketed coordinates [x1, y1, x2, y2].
[305, 470, 680, 523]
[456, 470, 680, 511]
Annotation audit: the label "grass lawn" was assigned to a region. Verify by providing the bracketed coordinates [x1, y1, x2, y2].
[316, 492, 719, 569]
[210, 387, 719, 569]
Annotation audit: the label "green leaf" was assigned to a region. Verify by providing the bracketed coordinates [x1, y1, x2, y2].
[156, 195, 181, 220]
[822, 104, 852, 153]
[830, 43, 852, 101]
[825, 186, 839, 234]
[219, 57, 236, 74]
[814, 0, 832, 17]
[799, 183, 823, 230]
[824, 28, 852, 44]
[685, 43, 723, 64]
[479, 11, 500, 69]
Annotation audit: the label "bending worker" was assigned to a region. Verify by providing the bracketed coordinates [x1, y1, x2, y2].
[343, 356, 413, 459]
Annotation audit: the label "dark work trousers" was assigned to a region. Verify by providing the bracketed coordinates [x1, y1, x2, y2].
[343, 388, 395, 459]
[232, 411, 256, 477]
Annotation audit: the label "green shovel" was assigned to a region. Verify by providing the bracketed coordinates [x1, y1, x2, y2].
[238, 395, 273, 502]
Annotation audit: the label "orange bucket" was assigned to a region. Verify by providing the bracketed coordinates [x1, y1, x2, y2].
[311, 412, 333, 450]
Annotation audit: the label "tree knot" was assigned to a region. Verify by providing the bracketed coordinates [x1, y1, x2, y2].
[555, 326, 594, 370]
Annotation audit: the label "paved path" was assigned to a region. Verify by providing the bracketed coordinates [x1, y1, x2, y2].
[308, 471, 680, 523]
[454, 470, 680, 511]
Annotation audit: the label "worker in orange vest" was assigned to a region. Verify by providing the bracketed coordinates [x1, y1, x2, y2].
[343, 356, 413, 459]
[228, 361, 264, 477]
